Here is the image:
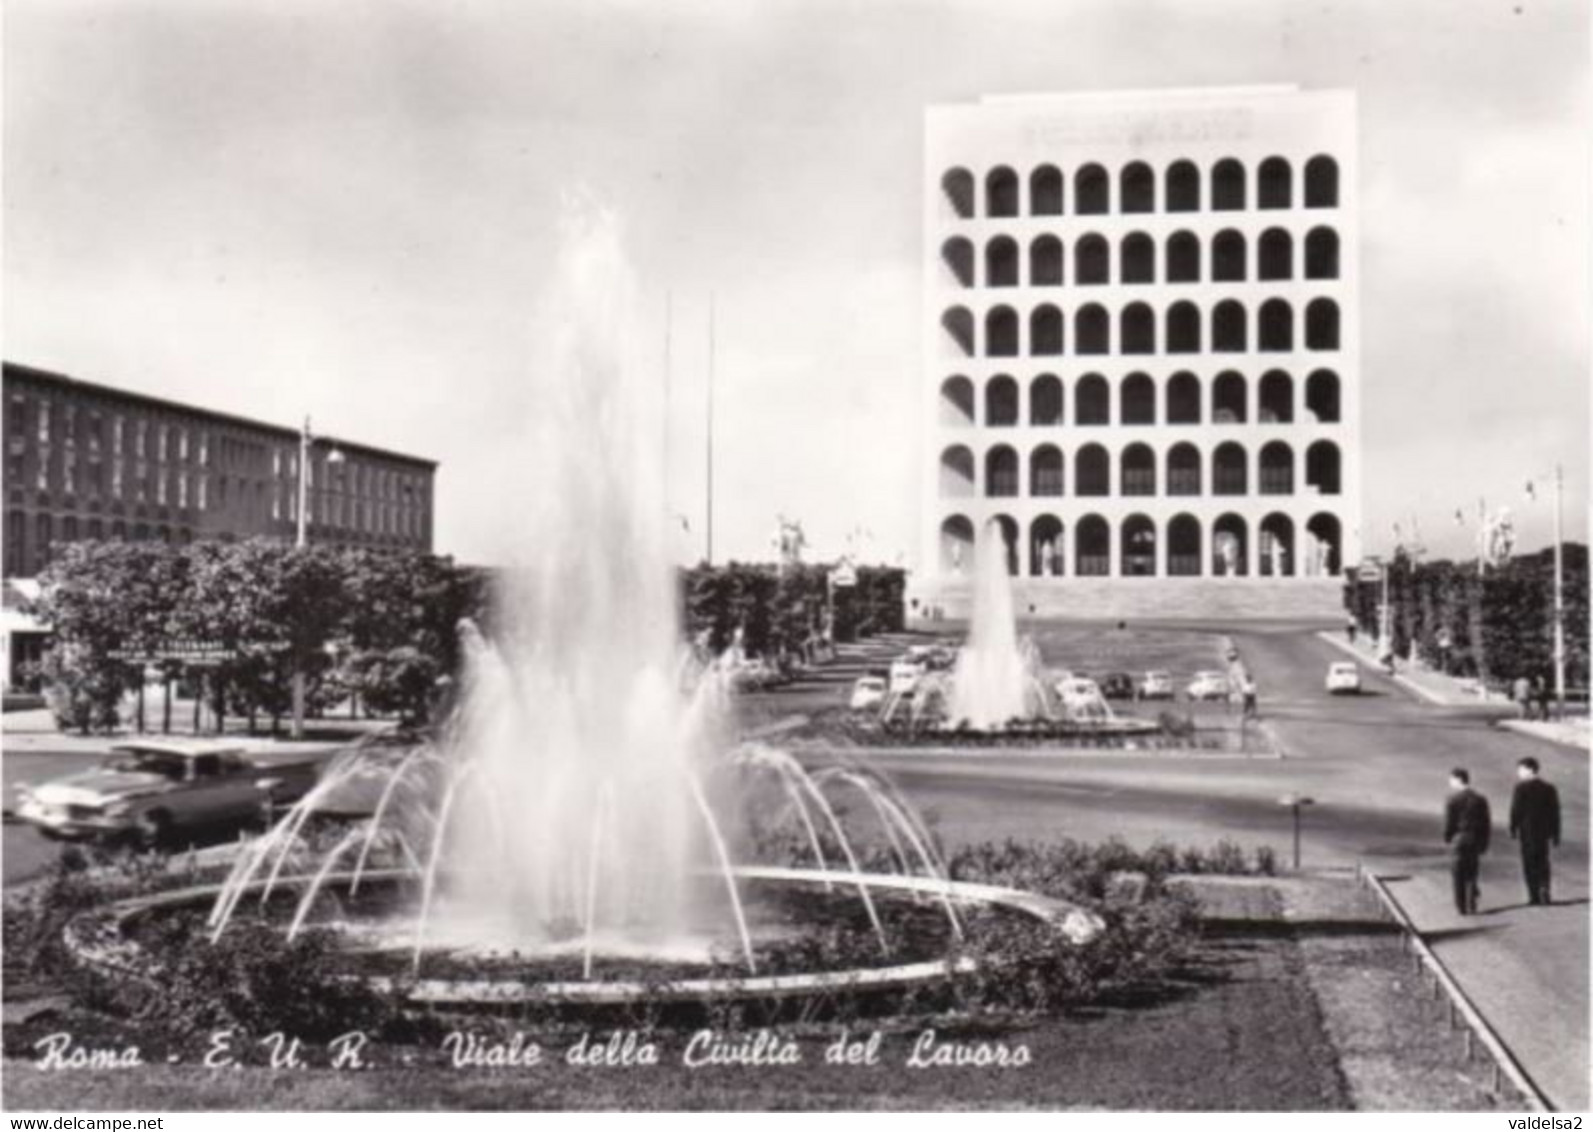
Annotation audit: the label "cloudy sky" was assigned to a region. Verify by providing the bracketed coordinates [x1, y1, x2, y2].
[6, 0, 1588, 567]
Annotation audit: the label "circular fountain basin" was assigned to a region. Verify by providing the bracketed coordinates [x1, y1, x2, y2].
[65, 866, 1102, 1010]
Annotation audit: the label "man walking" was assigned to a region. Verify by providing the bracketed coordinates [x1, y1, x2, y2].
[1443, 768, 1491, 915]
[1509, 756, 1561, 906]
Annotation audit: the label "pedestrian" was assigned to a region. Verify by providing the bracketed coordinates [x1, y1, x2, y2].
[1443, 768, 1491, 915]
[1240, 672, 1259, 720]
[1346, 616, 1357, 644]
[1508, 756, 1561, 906]
[1513, 675, 1532, 719]
[1533, 675, 1553, 722]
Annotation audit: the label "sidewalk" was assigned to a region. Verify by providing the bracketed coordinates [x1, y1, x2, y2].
[2, 706, 384, 757]
[1316, 631, 1513, 709]
[1499, 716, 1591, 751]
[1373, 865, 1589, 1111]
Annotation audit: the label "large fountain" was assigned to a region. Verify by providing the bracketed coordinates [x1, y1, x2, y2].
[66, 206, 1100, 1017]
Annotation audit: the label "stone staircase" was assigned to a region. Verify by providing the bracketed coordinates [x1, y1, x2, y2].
[909, 577, 1345, 625]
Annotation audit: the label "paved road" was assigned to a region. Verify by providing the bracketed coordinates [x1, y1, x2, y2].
[860, 624, 1588, 1110]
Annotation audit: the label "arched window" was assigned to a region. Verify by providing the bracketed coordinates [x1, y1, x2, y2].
[1213, 300, 1247, 352]
[1030, 374, 1063, 425]
[1030, 515, 1064, 577]
[1075, 235, 1110, 284]
[1121, 444, 1155, 497]
[943, 306, 975, 356]
[1166, 372, 1201, 424]
[1306, 513, 1343, 575]
[1259, 299, 1293, 351]
[939, 445, 975, 497]
[1121, 304, 1156, 354]
[1213, 443, 1248, 496]
[986, 166, 1019, 217]
[985, 236, 1019, 287]
[1030, 235, 1064, 285]
[1031, 305, 1064, 355]
[1121, 373, 1156, 424]
[985, 444, 1019, 497]
[1076, 164, 1109, 214]
[1260, 513, 1295, 576]
[1258, 228, 1292, 280]
[1306, 370, 1341, 423]
[1031, 165, 1064, 215]
[1076, 444, 1110, 496]
[1213, 371, 1247, 423]
[1121, 162, 1155, 213]
[1167, 302, 1201, 353]
[1306, 441, 1341, 495]
[1030, 444, 1064, 497]
[1166, 161, 1200, 211]
[1259, 441, 1294, 495]
[942, 168, 975, 219]
[1213, 513, 1248, 576]
[941, 237, 975, 288]
[1076, 514, 1110, 576]
[1258, 157, 1292, 209]
[1168, 514, 1202, 576]
[1212, 158, 1246, 210]
[1213, 230, 1247, 281]
[1122, 514, 1158, 576]
[1305, 228, 1339, 279]
[1306, 299, 1340, 350]
[1076, 304, 1110, 355]
[939, 375, 975, 426]
[1167, 443, 1201, 495]
[1259, 370, 1293, 423]
[985, 375, 1019, 426]
[940, 514, 974, 573]
[985, 306, 1018, 356]
[1075, 375, 1110, 425]
[1167, 231, 1201, 282]
[1121, 232, 1155, 284]
[1304, 156, 1339, 208]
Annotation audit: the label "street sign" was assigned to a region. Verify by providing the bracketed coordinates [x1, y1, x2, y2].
[110, 640, 239, 665]
[830, 564, 857, 589]
[1356, 562, 1383, 583]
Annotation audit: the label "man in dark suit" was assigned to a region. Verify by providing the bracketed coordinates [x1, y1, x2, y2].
[1509, 756, 1562, 905]
[1443, 768, 1491, 915]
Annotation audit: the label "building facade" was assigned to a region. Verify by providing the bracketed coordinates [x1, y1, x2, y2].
[917, 86, 1360, 619]
[3, 362, 438, 580]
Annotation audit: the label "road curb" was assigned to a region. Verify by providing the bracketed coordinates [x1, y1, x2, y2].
[1315, 632, 1451, 706]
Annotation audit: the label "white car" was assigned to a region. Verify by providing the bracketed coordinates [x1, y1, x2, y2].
[1185, 670, 1232, 701]
[888, 660, 924, 696]
[850, 676, 887, 711]
[1325, 662, 1362, 695]
[1137, 670, 1175, 700]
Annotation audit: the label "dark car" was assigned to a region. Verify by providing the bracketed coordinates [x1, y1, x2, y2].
[1097, 672, 1137, 700]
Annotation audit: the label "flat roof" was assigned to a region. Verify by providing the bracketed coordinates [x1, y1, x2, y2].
[3, 361, 437, 471]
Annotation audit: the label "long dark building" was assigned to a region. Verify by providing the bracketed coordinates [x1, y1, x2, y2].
[2, 362, 438, 579]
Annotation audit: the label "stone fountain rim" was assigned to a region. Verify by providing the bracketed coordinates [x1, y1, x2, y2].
[64, 865, 1103, 1007]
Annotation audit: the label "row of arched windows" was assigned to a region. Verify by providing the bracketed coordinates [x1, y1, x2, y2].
[940, 511, 1344, 578]
[942, 229, 1340, 288]
[941, 370, 1342, 428]
[942, 299, 1342, 357]
[942, 157, 1339, 220]
[940, 440, 1342, 499]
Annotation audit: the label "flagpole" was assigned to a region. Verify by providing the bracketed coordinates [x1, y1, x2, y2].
[1553, 463, 1565, 714]
[706, 293, 715, 567]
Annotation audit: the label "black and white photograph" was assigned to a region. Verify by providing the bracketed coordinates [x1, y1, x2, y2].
[1, 0, 1588, 1117]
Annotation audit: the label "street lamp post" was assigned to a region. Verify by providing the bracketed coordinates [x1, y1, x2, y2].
[291, 417, 343, 740]
[1279, 793, 1316, 870]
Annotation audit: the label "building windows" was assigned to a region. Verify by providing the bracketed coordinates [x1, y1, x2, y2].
[1075, 514, 1110, 575]
[1121, 373, 1156, 423]
[1030, 306, 1064, 355]
[1122, 514, 1157, 576]
[1213, 371, 1247, 422]
[940, 376, 975, 426]
[1030, 444, 1064, 496]
[135, 420, 147, 459]
[1166, 232, 1200, 283]
[940, 514, 974, 573]
[985, 307, 1019, 356]
[158, 423, 169, 463]
[63, 449, 76, 495]
[1211, 159, 1246, 210]
[941, 238, 974, 287]
[939, 445, 975, 497]
[1076, 444, 1110, 495]
[1120, 162, 1155, 213]
[1259, 370, 1294, 422]
[1304, 156, 1339, 208]
[1257, 157, 1292, 209]
[1166, 160, 1200, 211]
[1260, 513, 1295, 575]
[1213, 514, 1249, 576]
[37, 400, 51, 444]
[1212, 230, 1246, 281]
[985, 445, 1019, 497]
[1305, 228, 1340, 279]
[1030, 236, 1064, 285]
[1213, 443, 1248, 495]
[1258, 229, 1293, 280]
[178, 472, 189, 510]
[1167, 302, 1201, 353]
[1120, 234, 1155, 284]
[1121, 305, 1156, 354]
[1168, 514, 1202, 576]
[1030, 375, 1063, 425]
[1075, 235, 1109, 285]
[985, 376, 1019, 426]
[1030, 165, 1064, 215]
[1259, 441, 1295, 495]
[985, 236, 1019, 287]
[1212, 300, 1248, 352]
[1076, 304, 1109, 355]
[942, 168, 975, 219]
[1306, 369, 1341, 422]
[1120, 444, 1155, 496]
[1167, 443, 1202, 495]
[1305, 299, 1341, 350]
[1166, 372, 1201, 423]
[1306, 440, 1342, 494]
[986, 166, 1019, 218]
[1030, 515, 1064, 577]
[5, 511, 24, 576]
[1075, 164, 1109, 214]
[112, 458, 124, 499]
[198, 431, 209, 466]
[156, 468, 168, 505]
[197, 474, 208, 511]
[178, 427, 189, 461]
[1259, 299, 1294, 351]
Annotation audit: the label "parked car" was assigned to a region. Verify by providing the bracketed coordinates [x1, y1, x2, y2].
[14, 740, 321, 848]
[1054, 676, 1112, 722]
[1185, 670, 1232, 701]
[1097, 672, 1136, 700]
[1325, 661, 1362, 695]
[1137, 670, 1175, 700]
[888, 659, 924, 696]
[850, 676, 887, 711]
